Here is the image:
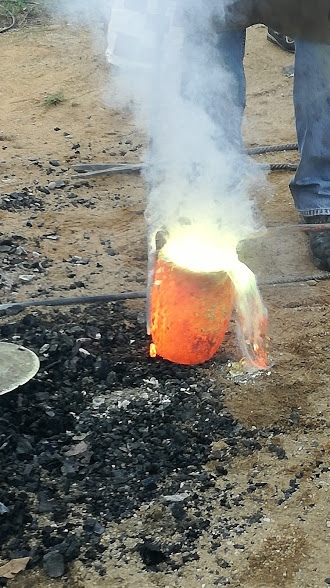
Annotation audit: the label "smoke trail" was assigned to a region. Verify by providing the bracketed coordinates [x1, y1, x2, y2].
[54, 0, 266, 243]
[105, 2, 265, 241]
[51, 0, 112, 21]
[52, 0, 269, 368]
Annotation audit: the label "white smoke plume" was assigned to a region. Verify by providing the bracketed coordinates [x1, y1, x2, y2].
[104, 1, 266, 246]
[53, 0, 265, 242]
[52, 0, 269, 369]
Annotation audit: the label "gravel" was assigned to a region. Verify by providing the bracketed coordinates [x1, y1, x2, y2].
[0, 302, 281, 577]
[1, 301, 324, 581]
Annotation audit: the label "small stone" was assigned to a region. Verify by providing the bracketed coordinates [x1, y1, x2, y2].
[43, 551, 65, 578]
[16, 246, 26, 255]
[69, 256, 89, 265]
[93, 522, 105, 535]
[85, 548, 97, 561]
[138, 541, 167, 566]
[48, 182, 56, 190]
[141, 477, 157, 491]
[325, 579, 330, 585]
[49, 159, 60, 167]
[38, 186, 51, 195]
[283, 64, 294, 77]
[55, 180, 66, 188]
[44, 234, 60, 240]
[163, 492, 190, 503]
[54, 127, 61, 131]
[170, 503, 185, 520]
[0, 502, 9, 514]
[64, 538, 81, 561]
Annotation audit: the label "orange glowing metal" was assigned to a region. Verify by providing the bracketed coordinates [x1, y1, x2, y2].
[149, 253, 234, 365]
[149, 343, 157, 358]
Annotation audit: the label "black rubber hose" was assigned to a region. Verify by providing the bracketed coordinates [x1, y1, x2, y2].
[0, 4, 16, 33]
[0, 272, 329, 316]
[0, 291, 146, 315]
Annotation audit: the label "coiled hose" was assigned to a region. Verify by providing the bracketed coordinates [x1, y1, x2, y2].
[0, 3, 15, 33]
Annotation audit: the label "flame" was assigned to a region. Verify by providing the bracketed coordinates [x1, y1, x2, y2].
[150, 223, 269, 370]
[149, 343, 157, 358]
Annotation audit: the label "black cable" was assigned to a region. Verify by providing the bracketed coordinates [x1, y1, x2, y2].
[0, 271, 329, 316]
[0, 291, 146, 315]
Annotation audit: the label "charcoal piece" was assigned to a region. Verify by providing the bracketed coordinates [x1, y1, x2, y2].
[42, 551, 65, 578]
[138, 541, 168, 567]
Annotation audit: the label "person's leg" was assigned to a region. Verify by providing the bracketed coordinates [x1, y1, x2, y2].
[213, 29, 247, 150]
[290, 39, 330, 269]
[181, 29, 246, 151]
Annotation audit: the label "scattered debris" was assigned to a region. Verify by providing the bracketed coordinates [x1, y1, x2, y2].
[0, 557, 30, 580]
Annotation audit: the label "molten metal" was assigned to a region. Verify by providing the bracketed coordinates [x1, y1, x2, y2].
[149, 253, 234, 365]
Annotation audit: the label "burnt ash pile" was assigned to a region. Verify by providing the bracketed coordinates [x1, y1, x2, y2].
[0, 234, 52, 295]
[0, 303, 274, 578]
[0, 188, 44, 212]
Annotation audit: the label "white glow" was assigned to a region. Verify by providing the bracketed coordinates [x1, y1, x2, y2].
[161, 225, 250, 281]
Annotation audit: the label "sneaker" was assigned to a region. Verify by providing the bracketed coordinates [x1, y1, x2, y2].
[267, 29, 295, 53]
[302, 215, 330, 271]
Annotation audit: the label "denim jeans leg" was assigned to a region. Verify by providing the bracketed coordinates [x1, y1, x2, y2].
[290, 40, 330, 216]
[213, 29, 247, 150]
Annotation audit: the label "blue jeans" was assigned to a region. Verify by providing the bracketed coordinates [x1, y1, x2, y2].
[218, 31, 330, 217]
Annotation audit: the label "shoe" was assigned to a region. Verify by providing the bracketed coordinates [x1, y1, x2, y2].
[302, 215, 330, 271]
[267, 29, 295, 53]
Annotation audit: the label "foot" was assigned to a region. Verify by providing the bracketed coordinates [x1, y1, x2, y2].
[267, 29, 295, 53]
[302, 215, 330, 271]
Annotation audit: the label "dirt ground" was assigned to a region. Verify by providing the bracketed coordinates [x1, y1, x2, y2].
[0, 18, 329, 588]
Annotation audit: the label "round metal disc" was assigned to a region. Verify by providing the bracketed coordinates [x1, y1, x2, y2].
[0, 343, 40, 395]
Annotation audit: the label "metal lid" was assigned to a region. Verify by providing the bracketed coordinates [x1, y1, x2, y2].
[0, 343, 40, 395]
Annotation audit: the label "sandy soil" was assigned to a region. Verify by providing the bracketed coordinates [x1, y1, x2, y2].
[0, 20, 329, 588]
